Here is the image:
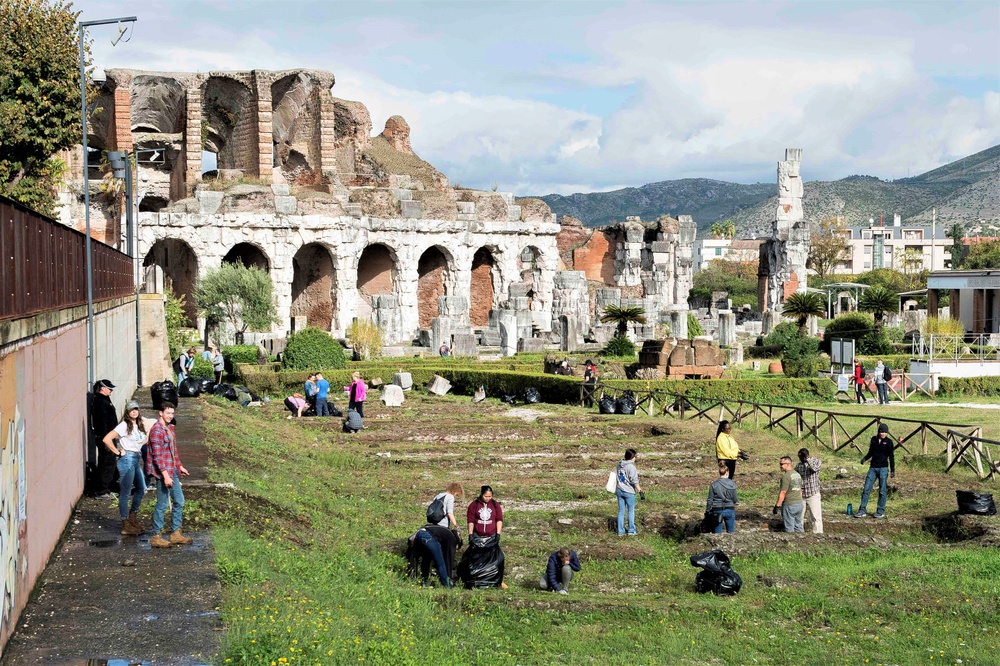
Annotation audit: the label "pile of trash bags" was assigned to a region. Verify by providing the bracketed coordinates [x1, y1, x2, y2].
[523, 387, 541, 404]
[956, 490, 997, 515]
[690, 549, 742, 596]
[457, 534, 505, 589]
[598, 395, 617, 414]
[150, 381, 179, 410]
[597, 391, 637, 415]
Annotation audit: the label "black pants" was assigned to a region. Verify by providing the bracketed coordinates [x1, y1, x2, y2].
[719, 458, 737, 479]
[349, 400, 364, 418]
[97, 444, 118, 494]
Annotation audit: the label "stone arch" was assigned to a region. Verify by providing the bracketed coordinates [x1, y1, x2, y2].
[201, 76, 256, 175]
[131, 75, 185, 134]
[143, 238, 199, 322]
[356, 243, 398, 319]
[417, 245, 453, 329]
[271, 72, 322, 185]
[291, 243, 336, 331]
[470, 246, 499, 328]
[223, 242, 270, 271]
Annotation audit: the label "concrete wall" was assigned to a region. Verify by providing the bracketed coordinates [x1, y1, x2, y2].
[0, 297, 136, 652]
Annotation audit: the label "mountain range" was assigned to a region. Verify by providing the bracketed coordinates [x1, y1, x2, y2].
[535, 144, 1000, 237]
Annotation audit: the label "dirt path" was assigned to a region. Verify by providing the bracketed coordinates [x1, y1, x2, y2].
[0, 395, 221, 666]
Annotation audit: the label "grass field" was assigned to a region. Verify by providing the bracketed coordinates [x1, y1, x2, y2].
[192, 391, 1000, 665]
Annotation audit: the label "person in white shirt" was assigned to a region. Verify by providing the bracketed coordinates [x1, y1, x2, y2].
[102, 400, 154, 536]
[431, 482, 465, 528]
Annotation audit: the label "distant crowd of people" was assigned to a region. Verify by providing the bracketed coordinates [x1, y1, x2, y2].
[284, 371, 367, 432]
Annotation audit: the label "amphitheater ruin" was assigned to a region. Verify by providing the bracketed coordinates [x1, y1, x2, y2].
[58, 67, 722, 350]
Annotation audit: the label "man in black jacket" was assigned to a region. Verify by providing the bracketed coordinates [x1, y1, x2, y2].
[90, 379, 119, 498]
[854, 423, 895, 518]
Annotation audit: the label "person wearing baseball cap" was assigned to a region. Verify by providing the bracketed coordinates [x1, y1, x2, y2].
[90, 379, 118, 498]
[854, 423, 896, 519]
[102, 400, 152, 535]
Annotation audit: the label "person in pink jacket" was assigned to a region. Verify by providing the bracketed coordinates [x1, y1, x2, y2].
[345, 371, 367, 418]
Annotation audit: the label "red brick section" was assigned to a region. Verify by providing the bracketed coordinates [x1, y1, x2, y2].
[469, 248, 495, 328]
[556, 216, 591, 268]
[573, 230, 616, 285]
[357, 245, 395, 310]
[417, 248, 447, 328]
[783, 272, 800, 301]
[291, 244, 335, 329]
[184, 86, 203, 196]
[110, 73, 134, 153]
[253, 70, 273, 181]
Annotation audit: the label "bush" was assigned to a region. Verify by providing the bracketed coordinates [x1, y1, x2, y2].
[922, 317, 964, 337]
[855, 355, 911, 370]
[223, 344, 260, 376]
[164, 285, 192, 361]
[938, 376, 1000, 398]
[780, 335, 823, 378]
[763, 321, 801, 353]
[283, 327, 347, 371]
[603, 336, 636, 357]
[820, 312, 875, 354]
[687, 313, 703, 339]
[190, 356, 215, 378]
[346, 320, 384, 360]
[602, 377, 835, 403]
[858, 329, 894, 355]
[746, 345, 783, 359]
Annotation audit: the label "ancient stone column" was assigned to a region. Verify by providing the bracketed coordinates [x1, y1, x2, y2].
[183, 86, 203, 196]
[252, 70, 273, 182]
[718, 311, 736, 346]
[668, 306, 688, 340]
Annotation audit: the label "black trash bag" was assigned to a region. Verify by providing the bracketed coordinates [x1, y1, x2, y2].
[598, 395, 618, 414]
[501, 394, 517, 406]
[690, 548, 742, 595]
[616, 390, 637, 415]
[151, 381, 179, 410]
[197, 378, 217, 395]
[178, 377, 202, 398]
[523, 387, 541, 404]
[695, 569, 743, 596]
[457, 533, 505, 589]
[330, 404, 343, 418]
[214, 383, 238, 402]
[956, 490, 997, 516]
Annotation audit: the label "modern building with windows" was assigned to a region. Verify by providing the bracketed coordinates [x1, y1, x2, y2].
[829, 220, 951, 275]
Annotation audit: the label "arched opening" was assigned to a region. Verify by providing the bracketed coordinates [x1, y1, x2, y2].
[357, 243, 396, 319]
[139, 195, 169, 212]
[470, 247, 497, 328]
[143, 238, 199, 322]
[223, 243, 270, 271]
[271, 72, 322, 185]
[417, 246, 450, 329]
[519, 245, 542, 308]
[291, 243, 335, 330]
[202, 76, 255, 175]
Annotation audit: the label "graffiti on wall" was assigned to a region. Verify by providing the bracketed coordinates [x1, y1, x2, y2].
[0, 406, 27, 639]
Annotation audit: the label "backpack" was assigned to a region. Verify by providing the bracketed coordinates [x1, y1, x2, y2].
[883, 367, 892, 381]
[859, 365, 866, 379]
[172, 357, 182, 374]
[426, 495, 447, 524]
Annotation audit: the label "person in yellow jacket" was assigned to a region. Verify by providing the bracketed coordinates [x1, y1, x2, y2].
[716, 420, 748, 478]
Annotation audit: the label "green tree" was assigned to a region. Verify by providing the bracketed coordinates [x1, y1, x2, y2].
[858, 284, 896, 332]
[691, 258, 759, 309]
[600, 304, 647, 338]
[283, 327, 346, 370]
[1, 0, 94, 214]
[964, 239, 1000, 269]
[807, 217, 850, 279]
[195, 262, 278, 344]
[947, 223, 965, 268]
[687, 312, 703, 339]
[722, 220, 736, 239]
[782, 292, 826, 336]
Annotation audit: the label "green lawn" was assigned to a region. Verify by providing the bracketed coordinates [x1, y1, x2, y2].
[198, 393, 1000, 665]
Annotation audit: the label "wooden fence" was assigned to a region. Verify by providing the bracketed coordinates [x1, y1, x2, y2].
[946, 430, 1000, 481]
[595, 384, 984, 464]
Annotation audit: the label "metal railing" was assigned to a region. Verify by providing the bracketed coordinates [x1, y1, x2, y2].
[912, 334, 1000, 363]
[0, 195, 134, 322]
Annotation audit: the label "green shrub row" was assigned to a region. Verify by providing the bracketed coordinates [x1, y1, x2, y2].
[937, 376, 1000, 398]
[602, 377, 835, 404]
[855, 355, 912, 370]
[283, 327, 347, 370]
[746, 345, 783, 359]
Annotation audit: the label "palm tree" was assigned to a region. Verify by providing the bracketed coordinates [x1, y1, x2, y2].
[600, 305, 647, 338]
[722, 220, 736, 239]
[710, 222, 724, 239]
[858, 285, 896, 331]
[782, 292, 826, 336]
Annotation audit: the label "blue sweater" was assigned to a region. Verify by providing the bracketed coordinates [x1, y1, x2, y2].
[545, 550, 581, 592]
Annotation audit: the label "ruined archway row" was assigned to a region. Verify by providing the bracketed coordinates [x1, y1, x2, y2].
[140, 231, 559, 345]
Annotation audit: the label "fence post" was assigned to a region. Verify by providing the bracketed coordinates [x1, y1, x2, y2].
[796, 409, 802, 439]
[921, 424, 927, 455]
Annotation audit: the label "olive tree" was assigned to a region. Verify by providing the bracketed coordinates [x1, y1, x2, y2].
[195, 262, 278, 344]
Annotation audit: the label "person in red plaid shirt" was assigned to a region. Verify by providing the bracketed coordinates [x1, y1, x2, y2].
[146, 402, 192, 548]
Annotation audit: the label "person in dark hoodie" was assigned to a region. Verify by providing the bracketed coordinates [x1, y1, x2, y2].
[90, 379, 119, 498]
[539, 547, 581, 594]
[854, 423, 896, 519]
[706, 462, 738, 533]
[410, 524, 462, 588]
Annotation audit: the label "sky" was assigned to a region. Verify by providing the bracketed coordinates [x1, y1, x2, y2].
[75, 0, 1000, 195]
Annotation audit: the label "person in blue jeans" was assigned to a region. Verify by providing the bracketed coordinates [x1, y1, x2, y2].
[101, 400, 150, 535]
[855, 423, 896, 519]
[411, 525, 459, 588]
[706, 462, 738, 533]
[315, 372, 331, 417]
[615, 448, 644, 536]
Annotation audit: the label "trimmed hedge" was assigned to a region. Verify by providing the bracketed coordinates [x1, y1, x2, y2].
[283, 327, 347, 370]
[856, 355, 912, 370]
[746, 345, 783, 359]
[190, 356, 215, 378]
[938, 376, 1000, 398]
[602, 378, 835, 403]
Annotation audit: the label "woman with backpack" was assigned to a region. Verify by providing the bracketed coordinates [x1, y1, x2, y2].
[428, 482, 465, 529]
[101, 400, 152, 536]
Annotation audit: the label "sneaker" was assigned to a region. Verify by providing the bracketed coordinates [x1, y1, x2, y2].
[873, 512, 886, 519]
[95, 493, 114, 500]
[853, 510, 868, 518]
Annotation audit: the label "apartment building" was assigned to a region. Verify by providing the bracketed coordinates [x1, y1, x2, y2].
[830, 221, 951, 275]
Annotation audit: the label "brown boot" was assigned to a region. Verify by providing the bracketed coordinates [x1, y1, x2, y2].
[151, 533, 173, 548]
[121, 519, 143, 536]
[169, 530, 193, 545]
[128, 512, 144, 534]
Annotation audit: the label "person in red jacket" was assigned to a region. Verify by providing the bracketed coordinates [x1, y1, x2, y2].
[853, 359, 866, 404]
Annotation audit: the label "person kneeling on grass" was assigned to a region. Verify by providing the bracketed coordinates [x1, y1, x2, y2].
[343, 408, 363, 433]
[284, 393, 307, 419]
[539, 547, 581, 594]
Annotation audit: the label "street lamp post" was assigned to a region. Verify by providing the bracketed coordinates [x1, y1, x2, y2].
[79, 15, 137, 393]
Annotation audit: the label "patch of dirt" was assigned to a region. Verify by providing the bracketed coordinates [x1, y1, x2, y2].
[505, 407, 553, 422]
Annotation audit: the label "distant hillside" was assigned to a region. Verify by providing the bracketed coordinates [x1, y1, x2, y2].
[536, 144, 1000, 236]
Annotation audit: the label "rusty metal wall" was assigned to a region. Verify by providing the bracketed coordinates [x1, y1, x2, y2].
[0, 196, 134, 322]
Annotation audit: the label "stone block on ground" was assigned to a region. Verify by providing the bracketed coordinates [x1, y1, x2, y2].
[472, 386, 487, 403]
[380, 384, 404, 406]
[428, 374, 452, 396]
[381, 346, 405, 357]
[480, 328, 501, 346]
[518, 337, 547, 353]
[451, 333, 478, 357]
[393, 372, 413, 391]
[370, 377, 383, 388]
[695, 343, 724, 366]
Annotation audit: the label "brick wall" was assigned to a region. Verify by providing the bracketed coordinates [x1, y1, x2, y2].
[417, 249, 448, 328]
[469, 248, 496, 327]
[572, 230, 616, 284]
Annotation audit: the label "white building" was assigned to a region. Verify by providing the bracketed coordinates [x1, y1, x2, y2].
[830, 220, 951, 275]
[694, 238, 763, 272]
